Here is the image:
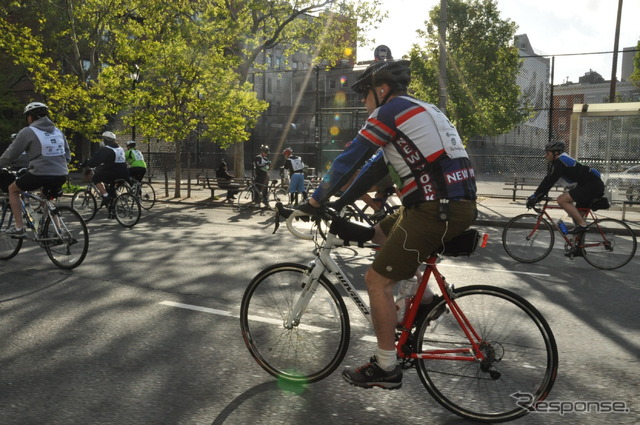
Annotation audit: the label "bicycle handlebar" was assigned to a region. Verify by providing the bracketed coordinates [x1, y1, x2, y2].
[274, 202, 314, 240]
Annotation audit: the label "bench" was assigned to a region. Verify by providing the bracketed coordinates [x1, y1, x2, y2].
[503, 177, 564, 201]
[193, 169, 215, 187]
[617, 183, 640, 220]
[203, 176, 247, 200]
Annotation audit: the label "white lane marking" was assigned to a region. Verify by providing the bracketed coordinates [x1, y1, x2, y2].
[159, 300, 233, 316]
[436, 263, 550, 277]
[159, 300, 328, 333]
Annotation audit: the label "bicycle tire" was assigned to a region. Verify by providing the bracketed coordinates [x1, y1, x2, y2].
[138, 182, 156, 210]
[0, 202, 23, 260]
[502, 214, 555, 263]
[234, 188, 255, 211]
[71, 189, 98, 222]
[581, 218, 637, 270]
[240, 263, 350, 384]
[270, 185, 288, 205]
[414, 285, 558, 423]
[114, 193, 141, 228]
[43, 206, 89, 269]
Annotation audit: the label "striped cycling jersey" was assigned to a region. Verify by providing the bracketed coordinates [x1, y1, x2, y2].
[358, 96, 476, 204]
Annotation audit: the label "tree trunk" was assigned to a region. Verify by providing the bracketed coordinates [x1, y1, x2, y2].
[174, 141, 182, 198]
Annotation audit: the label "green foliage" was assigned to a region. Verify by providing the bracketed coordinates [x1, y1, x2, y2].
[630, 41, 640, 89]
[408, 0, 530, 142]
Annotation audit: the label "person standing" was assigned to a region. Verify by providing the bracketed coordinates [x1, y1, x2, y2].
[282, 147, 306, 206]
[0, 102, 70, 237]
[254, 145, 271, 208]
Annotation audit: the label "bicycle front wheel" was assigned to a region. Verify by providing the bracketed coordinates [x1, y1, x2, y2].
[240, 263, 350, 384]
[114, 193, 141, 228]
[581, 218, 637, 270]
[43, 206, 89, 269]
[415, 285, 558, 423]
[0, 203, 22, 260]
[234, 188, 255, 211]
[138, 182, 156, 210]
[71, 189, 97, 222]
[502, 214, 554, 263]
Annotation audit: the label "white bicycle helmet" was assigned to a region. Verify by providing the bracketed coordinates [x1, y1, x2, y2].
[102, 131, 117, 142]
[23, 102, 49, 117]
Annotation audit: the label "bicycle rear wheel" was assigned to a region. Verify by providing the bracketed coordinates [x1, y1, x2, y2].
[114, 193, 141, 228]
[414, 285, 558, 423]
[240, 263, 350, 384]
[138, 182, 156, 210]
[43, 206, 89, 269]
[0, 202, 22, 260]
[581, 218, 637, 270]
[502, 214, 554, 263]
[71, 189, 97, 221]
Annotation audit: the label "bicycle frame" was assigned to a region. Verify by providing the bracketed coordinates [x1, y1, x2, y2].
[532, 200, 595, 248]
[285, 213, 486, 363]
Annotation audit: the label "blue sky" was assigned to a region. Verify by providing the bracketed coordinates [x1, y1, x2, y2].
[359, 0, 640, 84]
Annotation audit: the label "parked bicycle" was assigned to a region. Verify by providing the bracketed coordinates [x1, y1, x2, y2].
[502, 197, 637, 270]
[233, 178, 288, 211]
[1, 182, 89, 269]
[71, 170, 141, 228]
[240, 204, 558, 423]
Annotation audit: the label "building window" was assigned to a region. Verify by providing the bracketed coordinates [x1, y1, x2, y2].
[559, 98, 567, 108]
[558, 117, 567, 131]
[329, 79, 336, 89]
[267, 79, 272, 94]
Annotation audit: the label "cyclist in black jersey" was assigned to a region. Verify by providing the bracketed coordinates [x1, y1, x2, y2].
[527, 141, 605, 234]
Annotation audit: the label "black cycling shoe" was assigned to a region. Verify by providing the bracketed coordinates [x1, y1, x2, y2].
[342, 356, 402, 390]
[567, 225, 587, 235]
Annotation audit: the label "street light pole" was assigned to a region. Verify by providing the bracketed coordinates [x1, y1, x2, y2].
[130, 65, 140, 140]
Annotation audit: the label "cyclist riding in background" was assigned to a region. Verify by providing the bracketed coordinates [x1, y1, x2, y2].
[0, 102, 70, 237]
[125, 140, 147, 183]
[254, 145, 271, 208]
[526, 141, 605, 234]
[282, 147, 307, 206]
[83, 131, 129, 205]
[298, 60, 477, 390]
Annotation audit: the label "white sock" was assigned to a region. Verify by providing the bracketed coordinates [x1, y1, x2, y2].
[375, 347, 397, 371]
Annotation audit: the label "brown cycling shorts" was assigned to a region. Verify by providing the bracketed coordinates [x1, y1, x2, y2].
[372, 200, 477, 281]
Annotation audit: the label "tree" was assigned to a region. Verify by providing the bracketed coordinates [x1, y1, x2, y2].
[630, 41, 640, 89]
[408, 0, 529, 143]
[216, 0, 385, 175]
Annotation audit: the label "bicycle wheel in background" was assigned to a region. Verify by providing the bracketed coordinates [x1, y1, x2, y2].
[70, 189, 97, 221]
[415, 285, 558, 423]
[114, 193, 141, 228]
[502, 214, 554, 263]
[234, 188, 255, 211]
[0, 203, 23, 260]
[138, 182, 156, 210]
[270, 185, 288, 205]
[240, 263, 350, 384]
[43, 206, 89, 269]
[581, 218, 637, 270]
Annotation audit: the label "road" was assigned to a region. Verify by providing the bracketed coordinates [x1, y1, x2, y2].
[1, 203, 638, 425]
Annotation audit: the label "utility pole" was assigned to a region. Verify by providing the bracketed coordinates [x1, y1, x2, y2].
[438, 0, 447, 114]
[609, 0, 623, 102]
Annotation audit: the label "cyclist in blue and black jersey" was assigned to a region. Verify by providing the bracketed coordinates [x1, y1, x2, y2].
[527, 141, 605, 234]
[298, 60, 477, 390]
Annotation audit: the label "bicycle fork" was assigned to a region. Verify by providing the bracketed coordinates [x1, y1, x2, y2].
[284, 261, 325, 329]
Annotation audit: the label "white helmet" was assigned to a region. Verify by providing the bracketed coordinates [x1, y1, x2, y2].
[126, 140, 136, 146]
[24, 102, 48, 116]
[102, 131, 116, 142]
[11, 133, 17, 140]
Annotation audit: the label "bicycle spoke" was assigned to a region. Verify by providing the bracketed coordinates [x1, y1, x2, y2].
[581, 218, 637, 270]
